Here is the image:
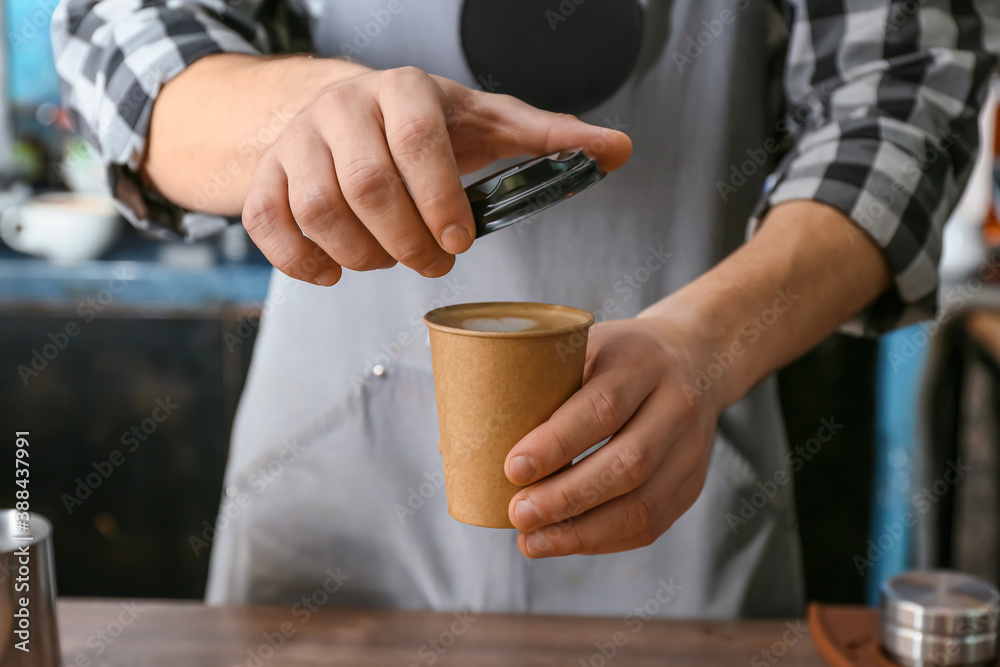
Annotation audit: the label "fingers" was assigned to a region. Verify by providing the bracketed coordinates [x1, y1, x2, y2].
[508, 386, 675, 532]
[279, 123, 393, 272]
[378, 69, 475, 255]
[319, 84, 454, 277]
[246, 66, 633, 285]
[501, 319, 717, 559]
[484, 92, 633, 172]
[505, 341, 659, 486]
[518, 459, 706, 559]
[242, 155, 343, 286]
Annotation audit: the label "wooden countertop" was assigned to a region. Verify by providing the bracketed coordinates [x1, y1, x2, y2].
[57, 599, 828, 666]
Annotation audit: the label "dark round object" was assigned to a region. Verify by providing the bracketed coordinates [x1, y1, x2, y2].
[460, 0, 643, 115]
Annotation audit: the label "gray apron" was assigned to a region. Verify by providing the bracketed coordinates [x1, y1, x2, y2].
[206, 0, 804, 618]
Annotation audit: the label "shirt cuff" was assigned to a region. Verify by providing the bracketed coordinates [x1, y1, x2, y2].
[749, 115, 957, 336]
[99, 26, 260, 239]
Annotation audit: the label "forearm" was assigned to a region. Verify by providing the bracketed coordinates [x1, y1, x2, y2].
[640, 201, 890, 410]
[143, 53, 372, 215]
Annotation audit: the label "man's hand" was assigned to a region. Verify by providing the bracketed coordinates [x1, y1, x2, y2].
[505, 201, 890, 557]
[504, 317, 719, 556]
[242, 66, 631, 286]
[147, 56, 631, 286]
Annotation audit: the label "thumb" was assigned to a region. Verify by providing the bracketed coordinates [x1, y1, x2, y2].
[487, 94, 633, 172]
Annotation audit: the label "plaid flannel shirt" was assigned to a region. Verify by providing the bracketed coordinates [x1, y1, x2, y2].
[51, 0, 1000, 333]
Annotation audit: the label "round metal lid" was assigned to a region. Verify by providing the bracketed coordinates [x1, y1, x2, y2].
[880, 622, 996, 666]
[882, 571, 1000, 637]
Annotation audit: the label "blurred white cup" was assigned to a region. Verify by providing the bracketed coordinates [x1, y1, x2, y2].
[0, 192, 122, 263]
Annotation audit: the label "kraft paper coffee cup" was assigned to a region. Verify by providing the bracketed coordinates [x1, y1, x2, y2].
[424, 302, 594, 529]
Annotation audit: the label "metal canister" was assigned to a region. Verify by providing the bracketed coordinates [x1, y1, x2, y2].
[881, 570, 999, 666]
[0, 511, 60, 667]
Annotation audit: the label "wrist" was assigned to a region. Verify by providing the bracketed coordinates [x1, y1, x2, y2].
[146, 53, 374, 213]
[636, 293, 743, 416]
[636, 201, 888, 415]
[305, 56, 374, 96]
[638, 281, 755, 414]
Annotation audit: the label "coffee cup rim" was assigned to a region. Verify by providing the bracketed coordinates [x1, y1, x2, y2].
[424, 301, 595, 338]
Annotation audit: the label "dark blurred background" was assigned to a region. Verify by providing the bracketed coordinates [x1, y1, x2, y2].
[0, 0, 270, 599]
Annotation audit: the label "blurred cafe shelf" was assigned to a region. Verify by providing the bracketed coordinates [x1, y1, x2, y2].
[0, 233, 271, 307]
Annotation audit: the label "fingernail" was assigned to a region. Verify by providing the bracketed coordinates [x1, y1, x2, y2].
[526, 532, 550, 557]
[315, 268, 339, 287]
[509, 455, 536, 484]
[440, 224, 472, 254]
[421, 255, 453, 277]
[514, 498, 539, 527]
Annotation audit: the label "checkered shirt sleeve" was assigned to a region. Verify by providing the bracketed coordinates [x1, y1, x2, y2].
[755, 0, 999, 334]
[50, 0, 269, 239]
